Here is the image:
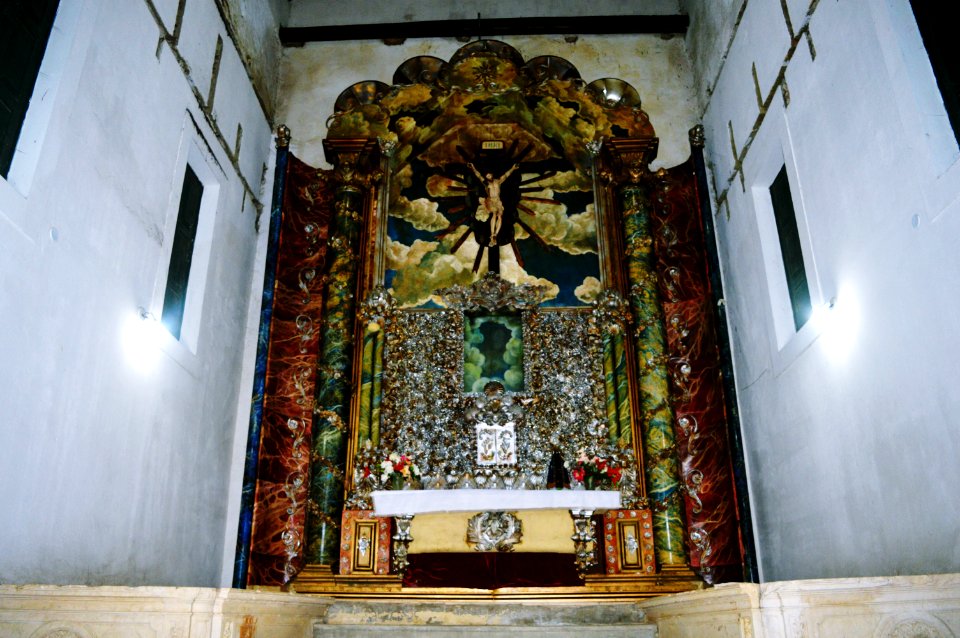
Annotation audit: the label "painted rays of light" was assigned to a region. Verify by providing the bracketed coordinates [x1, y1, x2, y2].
[386, 169, 602, 308]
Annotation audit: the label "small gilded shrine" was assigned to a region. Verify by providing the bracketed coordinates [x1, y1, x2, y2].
[239, 40, 748, 597]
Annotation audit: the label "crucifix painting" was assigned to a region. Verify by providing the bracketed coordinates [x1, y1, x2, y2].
[384, 121, 603, 308]
[436, 140, 563, 275]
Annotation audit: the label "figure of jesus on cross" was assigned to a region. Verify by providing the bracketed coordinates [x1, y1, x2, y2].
[468, 162, 519, 246]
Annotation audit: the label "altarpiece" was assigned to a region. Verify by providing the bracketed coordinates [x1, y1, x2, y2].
[236, 40, 751, 598]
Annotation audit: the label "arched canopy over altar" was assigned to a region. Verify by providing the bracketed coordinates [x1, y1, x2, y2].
[236, 39, 753, 597]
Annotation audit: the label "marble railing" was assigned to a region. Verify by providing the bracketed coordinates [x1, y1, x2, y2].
[638, 573, 960, 638]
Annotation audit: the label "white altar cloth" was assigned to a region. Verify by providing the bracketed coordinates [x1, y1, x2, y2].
[371, 489, 621, 516]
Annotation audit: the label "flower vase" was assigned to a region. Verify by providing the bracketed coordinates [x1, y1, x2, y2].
[584, 475, 596, 491]
[390, 474, 404, 490]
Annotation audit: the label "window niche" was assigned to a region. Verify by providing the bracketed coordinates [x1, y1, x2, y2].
[154, 130, 221, 354]
[749, 116, 821, 360]
[909, 1, 960, 148]
[769, 165, 812, 331]
[161, 164, 204, 340]
[0, 1, 60, 178]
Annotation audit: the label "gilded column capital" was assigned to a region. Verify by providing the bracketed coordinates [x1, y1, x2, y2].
[322, 138, 381, 190]
[606, 136, 660, 185]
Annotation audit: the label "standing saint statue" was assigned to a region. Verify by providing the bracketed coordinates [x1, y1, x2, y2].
[468, 162, 519, 246]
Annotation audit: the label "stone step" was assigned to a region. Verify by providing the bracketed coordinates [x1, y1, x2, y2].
[315, 625, 657, 637]
[315, 601, 657, 637]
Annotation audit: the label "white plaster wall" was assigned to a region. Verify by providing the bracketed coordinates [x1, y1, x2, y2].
[218, 0, 287, 118]
[277, 35, 699, 171]
[692, 0, 960, 580]
[680, 0, 742, 112]
[0, 0, 273, 586]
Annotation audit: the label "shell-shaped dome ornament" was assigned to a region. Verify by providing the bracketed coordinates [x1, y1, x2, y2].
[587, 78, 642, 109]
[393, 56, 445, 87]
[334, 80, 391, 113]
[523, 55, 582, 84]
[449, 39, 524, 68]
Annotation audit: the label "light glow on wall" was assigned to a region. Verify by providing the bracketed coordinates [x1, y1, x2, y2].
[813, 286, 861, 363]
[122, 307, 164, 372]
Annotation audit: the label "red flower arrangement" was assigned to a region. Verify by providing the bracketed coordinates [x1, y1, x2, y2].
[379, 452, 421, 489]
[570, 452, 622, 489]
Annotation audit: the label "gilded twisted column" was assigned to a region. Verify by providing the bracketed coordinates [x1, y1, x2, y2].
[608, 138, 688, 567]
[306, 139, 378, 564]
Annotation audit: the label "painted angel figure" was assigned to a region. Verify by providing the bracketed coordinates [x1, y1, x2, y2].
[467, 162, 519, 246]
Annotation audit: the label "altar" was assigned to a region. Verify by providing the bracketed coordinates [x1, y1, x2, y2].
[365, 489, 622, 588]
[371, 489, 621, 516]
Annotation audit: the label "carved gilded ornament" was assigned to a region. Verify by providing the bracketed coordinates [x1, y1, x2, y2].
[466, 511, 524, 552]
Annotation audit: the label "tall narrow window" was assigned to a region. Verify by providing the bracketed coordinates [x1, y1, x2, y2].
[162, 165, 204, 340]
[770, 165, 811, 331]
[0, 1, 60, 177]
[910, 2, 960, 147]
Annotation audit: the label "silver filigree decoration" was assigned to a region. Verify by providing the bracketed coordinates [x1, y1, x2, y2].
[662, 266, 682, 303]
[304, 222, 321, 256]
[690, 525, 715, 584]
[282, 416, 308, 582]
[592, 288, 631, 322]
[585, 138, 604, 156]
[377, 137, 398, 157]
[357, 534, 371, 557]
[391, 514, 414, 574]
[669, 356, 693, 403]
[678, 414, 700, 456]
[689, 526, 712, 564]
[436, 272, 547, 311]
[466, 511, 523, 552]
[293, 365, 312, 407]
[669, 313, 690, 346]
[476, 416, 517, 465]
[571, 509, 598, 577]
[346, 280, 640, 505]
[358, 284, 397, 326]
[295, 314, 314, 354]
[298, 267, 317, 304]
[685, 469, 704, 513]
